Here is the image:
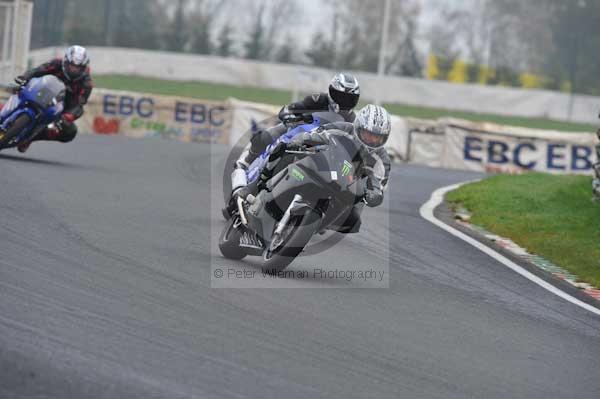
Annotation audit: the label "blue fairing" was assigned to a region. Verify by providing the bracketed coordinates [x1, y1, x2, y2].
[0, 76, 65, 146]
[246, 117, 323, 183]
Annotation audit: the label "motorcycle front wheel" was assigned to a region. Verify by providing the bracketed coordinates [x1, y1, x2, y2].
[262, 209, 321, 272]
[0, 113, 31, 149]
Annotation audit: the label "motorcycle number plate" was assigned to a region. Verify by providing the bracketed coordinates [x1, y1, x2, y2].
[331, 171, 338, 181]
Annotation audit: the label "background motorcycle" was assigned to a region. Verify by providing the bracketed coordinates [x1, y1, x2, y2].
[223, 111, 345, 219]
[0, 75, 66, 150]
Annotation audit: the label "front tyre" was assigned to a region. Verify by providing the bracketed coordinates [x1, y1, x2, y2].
[0, 114, 31, 150]
[218, 217, 247, 260]
[262, 209, 321, 272]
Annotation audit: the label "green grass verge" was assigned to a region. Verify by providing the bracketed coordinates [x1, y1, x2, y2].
[446, 174, 600, 287]
[94, 74, 596, 133]
[93, 74, 293, 105]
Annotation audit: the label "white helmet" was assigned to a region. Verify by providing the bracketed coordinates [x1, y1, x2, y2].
[62, 45, 90, 81]
[353, 104, 391, 149]
[328, 73, 360, 110]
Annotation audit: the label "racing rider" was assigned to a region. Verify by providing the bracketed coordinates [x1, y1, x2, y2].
[12, 45, 93, 153]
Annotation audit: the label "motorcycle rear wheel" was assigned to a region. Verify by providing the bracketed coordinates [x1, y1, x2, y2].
[218, 217, 247, 260]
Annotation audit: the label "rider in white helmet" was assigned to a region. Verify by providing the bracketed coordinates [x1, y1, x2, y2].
[239, 104, 392, 233]
[286, 103, 392, 210]
[12, 45, 93, 153]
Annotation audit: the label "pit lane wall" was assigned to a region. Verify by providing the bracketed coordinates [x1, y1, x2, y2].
[76, 89, 597, 175]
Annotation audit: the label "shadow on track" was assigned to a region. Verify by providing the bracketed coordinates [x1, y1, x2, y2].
[0, 153, 113, 173]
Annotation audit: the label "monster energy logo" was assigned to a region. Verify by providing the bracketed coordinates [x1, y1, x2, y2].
[291, 168, 305, 181]
[341, 160, 353, 176]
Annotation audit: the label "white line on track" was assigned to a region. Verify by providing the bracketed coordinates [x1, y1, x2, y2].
[419, 181, 600, 317]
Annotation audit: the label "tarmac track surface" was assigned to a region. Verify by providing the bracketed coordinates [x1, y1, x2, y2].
[1, 134, 599, 399]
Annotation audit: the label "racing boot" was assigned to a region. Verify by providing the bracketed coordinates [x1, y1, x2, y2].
[17, 141, 31, 153]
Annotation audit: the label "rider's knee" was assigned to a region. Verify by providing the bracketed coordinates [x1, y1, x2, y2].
[250, 129, 273, 155]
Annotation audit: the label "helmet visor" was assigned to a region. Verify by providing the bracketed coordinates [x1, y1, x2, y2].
[329, 87, 359, 110]
[65, 62, 86, 78]
[357, 127, 388, 148]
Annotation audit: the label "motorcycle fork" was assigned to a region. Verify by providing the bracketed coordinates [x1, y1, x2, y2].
[274, 194, 303, 236]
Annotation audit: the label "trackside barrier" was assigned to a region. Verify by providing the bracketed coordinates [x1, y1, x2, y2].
[78, 88, 232, 144]
[75, 89, 596, 175]
[439, 119, 597, 175]
[30, 46, 600, 124]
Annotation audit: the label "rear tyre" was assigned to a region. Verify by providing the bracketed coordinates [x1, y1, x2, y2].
[0, 114, 31, 150]
[262, 209, 320, 272]
[218, 217, 247, 260]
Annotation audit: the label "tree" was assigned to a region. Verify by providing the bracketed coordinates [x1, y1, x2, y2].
[122, 0, 161, 49]
[31, 0, 67, 48]
[329, 0, 423, 76]
[189, 17, 213, 54]
[216, 23, 235, 57]
[274, 34, 296, 64]
[244, 2, 266, 60]
[187, 0, 229, 55]
[163, 0, 188, 52]
[305, 30, 335, 68]
[243, 0, 298, 61]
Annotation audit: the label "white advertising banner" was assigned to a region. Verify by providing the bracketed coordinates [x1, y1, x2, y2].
[441, 119, 597, 175]
[78, 88, 232, 144]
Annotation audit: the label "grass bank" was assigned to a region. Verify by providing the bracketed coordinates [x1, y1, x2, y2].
[446, 174, 600, 287]
[94, 74, 595, 133]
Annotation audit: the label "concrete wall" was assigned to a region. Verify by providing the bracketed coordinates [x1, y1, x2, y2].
[29, 46, 600, 125]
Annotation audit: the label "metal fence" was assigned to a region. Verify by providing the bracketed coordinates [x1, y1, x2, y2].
[0, 0, 33, 85]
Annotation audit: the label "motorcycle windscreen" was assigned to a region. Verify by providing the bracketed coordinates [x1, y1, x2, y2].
[0, 94, 20, 118]
[24, 76, 66, 108]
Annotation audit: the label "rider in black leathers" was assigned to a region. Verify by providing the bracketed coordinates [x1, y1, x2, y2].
[11, 45, 93, 153]
[231, 73, 361, 192]
[239, 104, 392, 234]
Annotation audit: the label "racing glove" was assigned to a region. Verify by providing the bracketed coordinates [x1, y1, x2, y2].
[62, 112, 76, 123]
[363, 177, 384, 207]
[14, 76, 28, 87]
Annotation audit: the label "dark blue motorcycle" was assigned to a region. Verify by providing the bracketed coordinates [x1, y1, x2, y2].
[245, 112, 344, 184]
[223, 111, 344, 220]
[0, 75, 66, 151]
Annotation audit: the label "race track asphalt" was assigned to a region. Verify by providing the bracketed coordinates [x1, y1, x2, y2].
[1, 134, 599, 399]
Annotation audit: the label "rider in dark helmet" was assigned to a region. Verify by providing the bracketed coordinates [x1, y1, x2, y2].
[12, 45, 93, 153]
[230, 73, 361, 200]
[236, 104, 392, 234]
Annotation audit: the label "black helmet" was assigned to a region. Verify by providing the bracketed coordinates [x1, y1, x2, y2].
[328, 73, 360, 110]
[353, 104, 392, 149]
[62, 45, 90, 81]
